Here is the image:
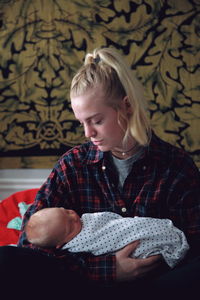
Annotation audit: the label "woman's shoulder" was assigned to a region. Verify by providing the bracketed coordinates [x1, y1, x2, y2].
[56, 141, 103, 167]
[148, 132, 198, 173]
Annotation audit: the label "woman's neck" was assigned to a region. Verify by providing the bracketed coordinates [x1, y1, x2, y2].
[111, 141, 140, 160]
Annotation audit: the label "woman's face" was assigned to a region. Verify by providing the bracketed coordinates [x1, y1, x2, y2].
[71, 85, 128, 153]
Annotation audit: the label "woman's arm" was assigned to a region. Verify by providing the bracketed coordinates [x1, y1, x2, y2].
[17, 165, 117, 283]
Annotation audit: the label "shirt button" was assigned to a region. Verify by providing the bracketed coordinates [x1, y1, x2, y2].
[102, 166, 106, 171]
[121, 207, 127, 213]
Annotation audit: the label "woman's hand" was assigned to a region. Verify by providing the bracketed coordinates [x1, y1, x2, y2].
[116, 241, 161, 282]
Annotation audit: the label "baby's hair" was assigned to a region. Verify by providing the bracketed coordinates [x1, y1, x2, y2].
[25, 208, 63, 248]
[70, 47, 151, 146]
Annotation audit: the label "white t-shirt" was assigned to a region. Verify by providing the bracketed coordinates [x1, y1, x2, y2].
[62, 212, 189, 268]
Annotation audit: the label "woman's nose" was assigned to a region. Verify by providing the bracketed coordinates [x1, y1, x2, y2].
[84, 124, 96, 138]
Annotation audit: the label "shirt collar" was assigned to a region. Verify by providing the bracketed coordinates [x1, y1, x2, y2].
[81, 142, 105, 165]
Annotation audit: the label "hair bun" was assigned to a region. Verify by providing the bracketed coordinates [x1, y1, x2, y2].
[85, 53, 101, 65]
[85, 54, 94, 64]
[93, 55, 101, 64]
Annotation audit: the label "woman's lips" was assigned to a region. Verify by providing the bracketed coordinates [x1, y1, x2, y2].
[92, 140, 103, 145]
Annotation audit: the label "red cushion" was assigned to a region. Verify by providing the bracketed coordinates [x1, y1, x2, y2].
[0, 189, 38, 246]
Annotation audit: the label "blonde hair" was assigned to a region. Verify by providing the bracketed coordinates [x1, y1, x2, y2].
[70, 47, 151, 146]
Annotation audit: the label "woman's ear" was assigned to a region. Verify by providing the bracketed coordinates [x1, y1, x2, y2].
[122, 96, 132, 114]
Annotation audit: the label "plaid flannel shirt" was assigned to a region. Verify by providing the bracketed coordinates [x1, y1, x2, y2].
[18, 132, 200, 283]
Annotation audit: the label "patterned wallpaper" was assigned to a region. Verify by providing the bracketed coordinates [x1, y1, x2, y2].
[0, 0, 199, 169]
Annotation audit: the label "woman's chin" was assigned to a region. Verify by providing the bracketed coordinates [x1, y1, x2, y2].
[96, 145, 110, 152]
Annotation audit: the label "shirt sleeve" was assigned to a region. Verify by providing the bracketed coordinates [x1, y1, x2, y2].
[18, 166, 66, 247]
[166, 154, 200, 257]
[83, 254, 116, 283]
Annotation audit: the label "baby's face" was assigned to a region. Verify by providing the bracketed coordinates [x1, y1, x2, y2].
[50, 208, 82, 247]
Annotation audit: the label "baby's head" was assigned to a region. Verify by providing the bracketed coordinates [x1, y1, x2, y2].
[25, 207, 82, 248]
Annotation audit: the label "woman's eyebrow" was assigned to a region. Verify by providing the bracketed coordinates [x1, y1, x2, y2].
[79, 113, 102, 123]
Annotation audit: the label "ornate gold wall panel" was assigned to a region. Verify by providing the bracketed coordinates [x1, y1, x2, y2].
[0, 0, 199, 168]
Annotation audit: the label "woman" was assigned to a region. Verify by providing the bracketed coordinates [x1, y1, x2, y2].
[1, 47, 200, 297]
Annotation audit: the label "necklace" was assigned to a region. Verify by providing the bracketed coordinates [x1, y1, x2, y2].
[112, 143, 139, 158]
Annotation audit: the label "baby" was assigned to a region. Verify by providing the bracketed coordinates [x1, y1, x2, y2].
[25, 207, 189, 268]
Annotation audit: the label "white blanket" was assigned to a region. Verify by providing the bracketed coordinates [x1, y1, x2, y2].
[62, 212, 189, 268]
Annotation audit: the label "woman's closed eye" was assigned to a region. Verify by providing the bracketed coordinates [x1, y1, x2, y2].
[92, 118, 103, 125]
